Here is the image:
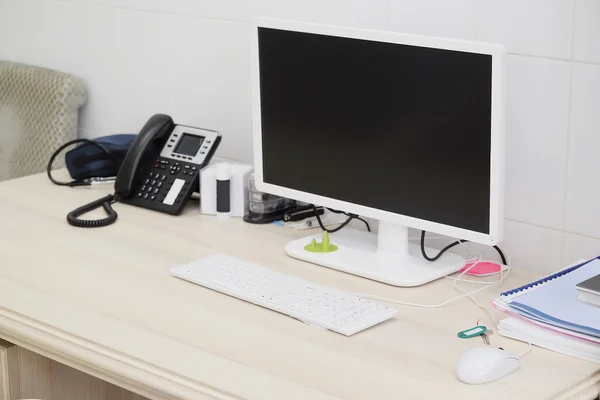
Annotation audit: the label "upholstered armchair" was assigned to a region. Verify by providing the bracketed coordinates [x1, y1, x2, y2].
[0, 61, 87, 181]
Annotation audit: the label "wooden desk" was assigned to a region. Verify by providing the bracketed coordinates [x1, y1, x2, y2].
[0, 173, 598, 400]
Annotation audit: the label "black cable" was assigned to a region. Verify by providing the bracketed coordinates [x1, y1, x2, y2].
[312, 205, 354, 233]
[66, 194, 119, 228]
[47, 139, 117, 187]
[325, 207, 371, 232]
[354, 216, 371, 232]
[420, 230, 465, 262]
[420, 230, 508, 265]
[493, 245, 508, 265]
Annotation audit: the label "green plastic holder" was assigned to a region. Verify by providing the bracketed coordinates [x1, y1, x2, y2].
[304, 231, 338, 253]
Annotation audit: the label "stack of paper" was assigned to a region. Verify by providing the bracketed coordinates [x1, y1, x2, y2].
[493, 258, 600, 363]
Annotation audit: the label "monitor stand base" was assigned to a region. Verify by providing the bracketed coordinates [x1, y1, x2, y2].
[284, 222, 465, 287]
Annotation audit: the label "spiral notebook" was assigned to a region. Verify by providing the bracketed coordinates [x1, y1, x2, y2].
[495, 257, 600, 338]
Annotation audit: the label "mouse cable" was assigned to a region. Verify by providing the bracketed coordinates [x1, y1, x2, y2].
[353, 241, 510, 311]
[353, 248, 501, 308]
[420, 230, 508, 265]
[516, 342, 533, 358]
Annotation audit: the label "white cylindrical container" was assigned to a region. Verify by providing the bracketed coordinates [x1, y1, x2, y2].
[216, 163, 231, 220]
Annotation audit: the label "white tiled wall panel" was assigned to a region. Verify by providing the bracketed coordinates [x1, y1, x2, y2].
[562, 233, 600, 266]
[110, 8, 176, 133]
[573, 0, 600, 64]
[1, 0, 600, 271]
[501, 221, 563, 273]
[474, 0, 574, 59]
[114, 0, 249, 22]
[564, 63, 600, 238]
[248, 0, 388, 29]
[504, 55, 570, 229]
[387, 0, 475, 40]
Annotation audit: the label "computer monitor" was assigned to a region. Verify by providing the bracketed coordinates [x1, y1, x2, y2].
[251, 18, 506, 287]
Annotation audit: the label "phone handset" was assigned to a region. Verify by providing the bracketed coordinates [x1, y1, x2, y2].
[66, 114, 174, 228]
[114, 114, 174, 198]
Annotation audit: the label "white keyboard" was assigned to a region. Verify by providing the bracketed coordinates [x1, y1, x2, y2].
[170, 253, 397, 336]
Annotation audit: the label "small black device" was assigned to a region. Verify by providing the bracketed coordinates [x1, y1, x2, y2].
[67, 114, 221, 227]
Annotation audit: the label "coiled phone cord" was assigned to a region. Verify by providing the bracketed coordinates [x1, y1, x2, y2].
[66, 194, 119, 228]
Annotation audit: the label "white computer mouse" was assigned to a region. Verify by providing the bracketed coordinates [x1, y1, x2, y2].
[457, 347, 521, 384]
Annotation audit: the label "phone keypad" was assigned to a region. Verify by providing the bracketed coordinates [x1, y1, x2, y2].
[136, 159, 198, 206]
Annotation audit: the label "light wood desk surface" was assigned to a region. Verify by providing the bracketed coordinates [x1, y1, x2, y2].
[0, 173, 598, 400]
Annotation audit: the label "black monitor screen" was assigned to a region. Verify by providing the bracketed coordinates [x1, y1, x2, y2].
[175, 134, 204, 156]
[258, 28, 493, 234]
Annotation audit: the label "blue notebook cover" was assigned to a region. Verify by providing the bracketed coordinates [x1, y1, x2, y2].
[503, 257, 600, 338]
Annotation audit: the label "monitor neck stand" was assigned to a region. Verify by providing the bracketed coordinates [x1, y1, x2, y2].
[284, 221, 465, 287]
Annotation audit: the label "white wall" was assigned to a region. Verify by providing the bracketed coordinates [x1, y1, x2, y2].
[1, 0, 599, 272]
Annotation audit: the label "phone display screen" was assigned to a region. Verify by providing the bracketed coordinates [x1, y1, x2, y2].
[175, 134, 204, 156]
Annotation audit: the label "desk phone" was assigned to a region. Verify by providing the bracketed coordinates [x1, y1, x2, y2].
[67, 114, 221, 227]
[118, 120, 220, 215]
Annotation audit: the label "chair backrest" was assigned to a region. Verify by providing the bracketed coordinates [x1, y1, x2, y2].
[0, 61, 87, 181]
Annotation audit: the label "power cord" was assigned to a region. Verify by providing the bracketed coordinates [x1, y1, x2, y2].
[326, 208, 371, 231]
[354, 216, 371, 232]
[420, 230, 508, 265]
[311, 205, 371, 233]
[312, 205, 354, 233]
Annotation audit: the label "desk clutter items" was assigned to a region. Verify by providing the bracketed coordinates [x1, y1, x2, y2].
[243, 173, 296, 223]
[459, 260, 507, 276]
[458, 325, 488, 339]
[200, 162, 253, 218]
[492, 258, 600, 363]
[577, 273, 600, 308]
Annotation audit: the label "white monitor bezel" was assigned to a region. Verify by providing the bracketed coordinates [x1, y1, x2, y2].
[251, 18, 506, 245]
